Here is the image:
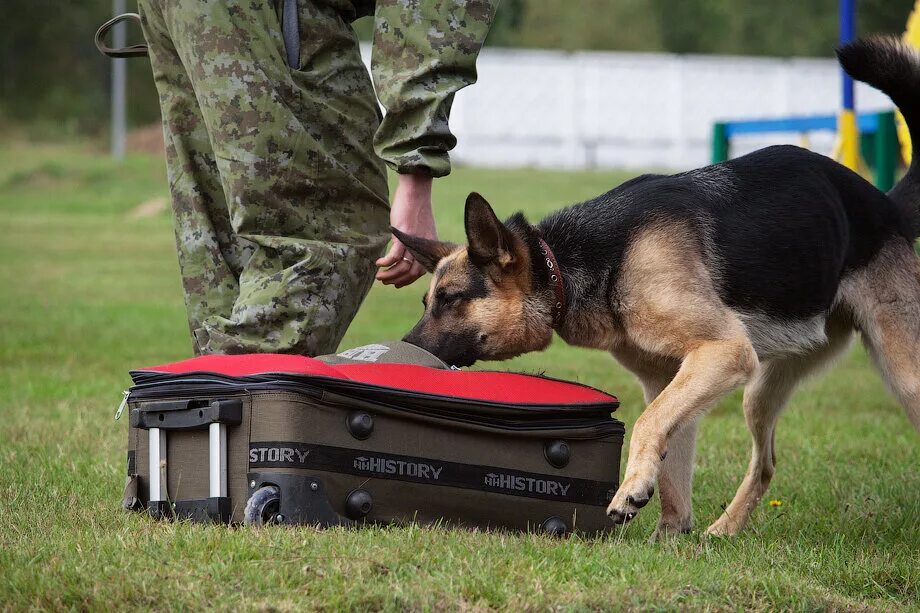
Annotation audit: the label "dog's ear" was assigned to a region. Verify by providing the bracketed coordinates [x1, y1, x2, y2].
[464, 192, 519, 269]
[391, 227, 458, 273]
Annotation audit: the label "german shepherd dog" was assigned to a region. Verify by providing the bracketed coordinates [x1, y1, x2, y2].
[393, 38, 920, 536]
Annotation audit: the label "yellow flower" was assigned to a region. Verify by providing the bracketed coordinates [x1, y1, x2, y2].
[768, 499, 783, 507]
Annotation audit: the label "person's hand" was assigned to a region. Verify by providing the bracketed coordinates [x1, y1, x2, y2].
[376, 171, 437, 288]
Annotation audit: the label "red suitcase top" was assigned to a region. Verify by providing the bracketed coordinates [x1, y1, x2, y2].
[136, 353, 618, 407]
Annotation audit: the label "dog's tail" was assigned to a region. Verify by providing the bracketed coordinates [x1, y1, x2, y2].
[838, 36, 920, 238]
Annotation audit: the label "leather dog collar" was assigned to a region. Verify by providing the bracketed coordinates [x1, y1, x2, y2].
[537, 237, 567, 329]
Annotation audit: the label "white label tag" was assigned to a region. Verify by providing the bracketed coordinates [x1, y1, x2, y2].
[336, 344, 390, 363]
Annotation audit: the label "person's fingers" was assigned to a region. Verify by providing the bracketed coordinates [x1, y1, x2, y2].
[395, 261, 426, 288]
[375, 238, 406, 268]
[393, 261, 424, 288]
[380, 256, 423, 286]
[375, 256, 413, 283]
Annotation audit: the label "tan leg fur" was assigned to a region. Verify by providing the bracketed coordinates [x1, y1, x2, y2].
[706, 310, 853, 535]
[610, 345, 696, 538]
[606, 223, 758, 524]
[843, 241, 920, 432]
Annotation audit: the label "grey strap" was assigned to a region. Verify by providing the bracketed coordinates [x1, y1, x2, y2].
[95, 13, 148, 58]
[281, 0, 300, 68]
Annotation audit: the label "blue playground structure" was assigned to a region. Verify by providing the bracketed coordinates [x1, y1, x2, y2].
[712, 111, 898, 191]
[711, 0, 901, 191]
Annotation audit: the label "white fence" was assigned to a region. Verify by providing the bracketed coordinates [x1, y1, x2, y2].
[362, 45, 895, 171]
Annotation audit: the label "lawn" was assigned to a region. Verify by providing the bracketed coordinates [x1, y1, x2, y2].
[0, 139, 918, 611]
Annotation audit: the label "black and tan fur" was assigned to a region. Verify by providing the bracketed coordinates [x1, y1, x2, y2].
[396, 37, 920, 536]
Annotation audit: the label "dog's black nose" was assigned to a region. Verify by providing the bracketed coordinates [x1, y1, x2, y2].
[401, 328, 427, 351]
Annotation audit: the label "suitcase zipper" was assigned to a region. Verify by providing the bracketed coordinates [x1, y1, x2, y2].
[129, 373, 614, 415]
[115, 390, 130, 420]
[125, 375, 624, 439]
[127, 385, 623, 440]
[129, 376, 613, 420]
[127, 378, 323, 400]
[128, 371, 618, 412]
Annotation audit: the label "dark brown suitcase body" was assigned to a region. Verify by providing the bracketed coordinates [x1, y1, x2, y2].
[122, 343, 624, 535]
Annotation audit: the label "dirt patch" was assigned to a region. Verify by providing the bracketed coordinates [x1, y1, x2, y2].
[128, 196, 169, 219]
[127, 124, 165, 155]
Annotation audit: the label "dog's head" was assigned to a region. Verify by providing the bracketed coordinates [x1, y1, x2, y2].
[396, 193, 556, 366]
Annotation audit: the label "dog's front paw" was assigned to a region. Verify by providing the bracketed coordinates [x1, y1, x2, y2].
[606, 478, 655, 524]
[649, 516, 692, 542]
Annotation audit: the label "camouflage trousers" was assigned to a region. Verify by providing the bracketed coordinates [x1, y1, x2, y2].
[140, 0, 497, 356]
[139, 0, 391, 356]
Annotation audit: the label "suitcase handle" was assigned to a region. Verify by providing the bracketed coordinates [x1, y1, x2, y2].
[135, 398, 242, 518]
[129, 398, 242, 430]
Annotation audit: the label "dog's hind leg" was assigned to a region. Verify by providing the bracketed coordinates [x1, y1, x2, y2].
[844, 241, 920, 432]
[707, 312, 854, 536]
[705, 359, 800, 536]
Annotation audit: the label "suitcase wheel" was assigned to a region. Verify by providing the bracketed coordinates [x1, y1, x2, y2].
[244, 485, 281, 526]
[541, 516, 568, 537]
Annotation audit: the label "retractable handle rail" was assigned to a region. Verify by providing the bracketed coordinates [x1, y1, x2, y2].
[130, 398, 242, 521]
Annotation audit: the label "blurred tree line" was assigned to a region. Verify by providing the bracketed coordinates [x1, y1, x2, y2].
[0, 0, 911, 136]
[489, 0, 909, 56]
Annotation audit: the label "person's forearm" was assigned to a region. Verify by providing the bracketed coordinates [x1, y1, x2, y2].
[375, 171, 437, 287]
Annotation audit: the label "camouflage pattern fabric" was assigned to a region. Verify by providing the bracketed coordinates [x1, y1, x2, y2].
[372, 0, 498, 177]
[138, 0, 495, 356]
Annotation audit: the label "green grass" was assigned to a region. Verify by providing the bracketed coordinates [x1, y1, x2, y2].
[1, 140, 918, 611]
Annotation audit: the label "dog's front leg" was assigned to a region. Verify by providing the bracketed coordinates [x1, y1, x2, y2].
[652, 420, 699, 539]
[607, 338, 757, 525]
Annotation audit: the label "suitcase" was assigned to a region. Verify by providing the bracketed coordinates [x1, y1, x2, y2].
[120, 342, 624, 535]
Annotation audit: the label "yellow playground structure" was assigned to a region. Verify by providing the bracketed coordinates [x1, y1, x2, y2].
[713, 0, 920, 191]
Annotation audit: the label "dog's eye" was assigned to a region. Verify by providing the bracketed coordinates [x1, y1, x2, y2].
[436, 289, 464, 308]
